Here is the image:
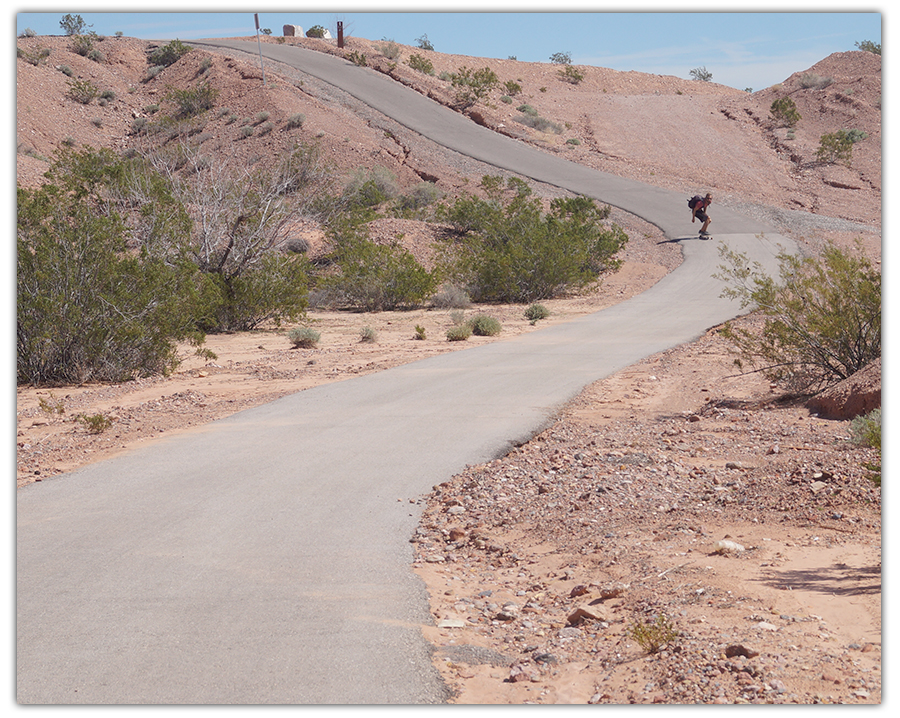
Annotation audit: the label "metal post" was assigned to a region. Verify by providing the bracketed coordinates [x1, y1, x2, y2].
[337, 21, 344, 49]
[254, 13, 266, 85]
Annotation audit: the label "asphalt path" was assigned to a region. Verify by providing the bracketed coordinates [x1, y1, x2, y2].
[17, 40, 797, 704]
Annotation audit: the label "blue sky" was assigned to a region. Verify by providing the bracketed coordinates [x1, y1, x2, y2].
[14, 2, 883, 91]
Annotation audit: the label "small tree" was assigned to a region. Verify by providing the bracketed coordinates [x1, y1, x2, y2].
[690, 66, 713, 82]
[549, 51, 572, 65]
[59, 13, 91, 36]
[306, 25, 326, 38]
[715, 240, 880, 393]
[770, 96, 801, 127]
[415, 33, 434, 51]
[148, 39, 192, 67]
[855, 39, 881, 55]
[816, 130, 854, 166]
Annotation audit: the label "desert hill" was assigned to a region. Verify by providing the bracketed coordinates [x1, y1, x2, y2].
[16, 33, 881, 231]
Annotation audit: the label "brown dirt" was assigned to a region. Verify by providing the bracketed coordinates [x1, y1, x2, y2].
[16, 33, 881, 705]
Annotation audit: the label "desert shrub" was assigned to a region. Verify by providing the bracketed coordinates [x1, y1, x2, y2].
[566, 138, 581, 145]
[446, 324, 472, 341]
[437, 176, 627, 303]
[254, 111, 270, 125]
[517, 104, 538, 116]
[148, 39, 192, 67]
[18, 45, 51, 66]
[70, 33, 94, 57]
[430, 284, 471, 309]
[240, 125, 254, 138]
[716, 240, 880, 393]
[850, 408, 881, 450]
[449, 66, 499, 108]
[415, 34, 434, 51]
[306, 25, 326, 38]
[690, 66, 713, 82]
[407, 53, 434, 75]
[59, 13, 91, 36]
[524, 303, 550, 322]
[347, 50, 367, 67]
[167, 82, 219, 118]
[20, 27, 37, 38]
[67, 78, 98, 104]
[855, 39, 881, 55]
[359, 326, 378, 343]
[287, 113, 306, 129]
[379, 39, 401, 59]
[58, 64, 74, 76]
[844, 128, 869, 144]
[414, 325, 426, 340]
[514, 113, 563, 134]
[259, 122, 275, 136]
[342, 166, 399, 209]
[799, 73, 833, 89]
[468, 314, 502, 336]
[500, 95, 513, 104]
[77, 413, 113, 434]
[204, 252, 310, 331]
[17, 154, 209, 385]
[322, 234, 438, 311]
[628, 614, 680, 654]
[549, 51, 572, 65]
[392, 181, 442, 216]
[816, 130, 854, 166]
[504, 79, 522, 95]
[288, 326, 321, 348]
[770, 96, 801, 127]
[557, 64, 584, 84]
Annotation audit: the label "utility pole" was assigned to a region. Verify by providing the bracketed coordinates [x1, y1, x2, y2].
[254, 13, 266, 85]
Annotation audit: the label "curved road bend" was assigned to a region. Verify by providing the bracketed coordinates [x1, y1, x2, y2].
[17, 40, 797, 704]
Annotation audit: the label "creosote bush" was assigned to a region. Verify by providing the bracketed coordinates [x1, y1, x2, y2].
[437, 175, 627, 303]
[148, 39, 192, 67]
[525, 303, 550, 322]
[628, 614, 680, 654]
[715, 240, 880, 393]
[468, 314, 502, 336]
[770, 96, 801, 127]
[288, 327, 321, 348]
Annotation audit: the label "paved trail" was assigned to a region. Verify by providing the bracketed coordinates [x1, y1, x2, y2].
[17, 41, 796, 704]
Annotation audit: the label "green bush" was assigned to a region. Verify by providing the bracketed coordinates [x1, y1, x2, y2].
[288, 327, 320, 348]
[628, 614, 680, 654]
[17, 155, 209, 385]
[690, 66, 713, 82]
[770, 96, 801, 127]
[407, 53, 435, 75]
[306, 25, 326, 38]
[549, 51, 571, 65]
[359, 326, 378, 343]
[67, 78, 98, 104]
[148, 39, 192, 67]
[850, 408, 881, 450]
[347, 50, 367, 67]
[855, 39, 881, 55]
[322, 218, 439, 311]
[287, 113, 306, 129]
[59, 13, 91, 36]
[716, 240, 880, 393]
[446, 324, 472, 341]
[524, 303, 550, 322]
[437, 176, 627, 303]
[342, 166, 399, 209]
[468, 314, 502, 336]
[816, 130, 854, 166]
[557, 64, 584, 84]
[504, 79, 522, 96]
[415, 34, 434, 51]
[167, 82, 219, 118]
[449, 66, 499, 108]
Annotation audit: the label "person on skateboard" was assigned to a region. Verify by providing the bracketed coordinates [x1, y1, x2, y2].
[689, 192, 712, 237]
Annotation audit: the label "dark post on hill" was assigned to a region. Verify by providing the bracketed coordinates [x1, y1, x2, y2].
[338, 21, 344, 49]
[254, 13, 266, 85]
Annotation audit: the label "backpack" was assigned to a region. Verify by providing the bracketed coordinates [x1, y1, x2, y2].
[687, 195, 703, 210]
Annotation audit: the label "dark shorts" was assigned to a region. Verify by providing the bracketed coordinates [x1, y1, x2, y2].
[695, 210, 708, 222]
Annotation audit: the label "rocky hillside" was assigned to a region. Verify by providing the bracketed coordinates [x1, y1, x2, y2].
[17, 34, 881, 233]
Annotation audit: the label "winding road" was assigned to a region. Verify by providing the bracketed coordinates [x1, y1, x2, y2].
[17, 41, 797, 704]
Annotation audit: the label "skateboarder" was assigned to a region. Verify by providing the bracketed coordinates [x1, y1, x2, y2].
[689, 193, 712, 237]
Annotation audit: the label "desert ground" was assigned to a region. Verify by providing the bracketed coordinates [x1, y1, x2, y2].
[15, 31, 881, 704]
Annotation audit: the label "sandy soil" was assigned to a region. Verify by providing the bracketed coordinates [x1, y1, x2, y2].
[15, 32, 881, 705]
